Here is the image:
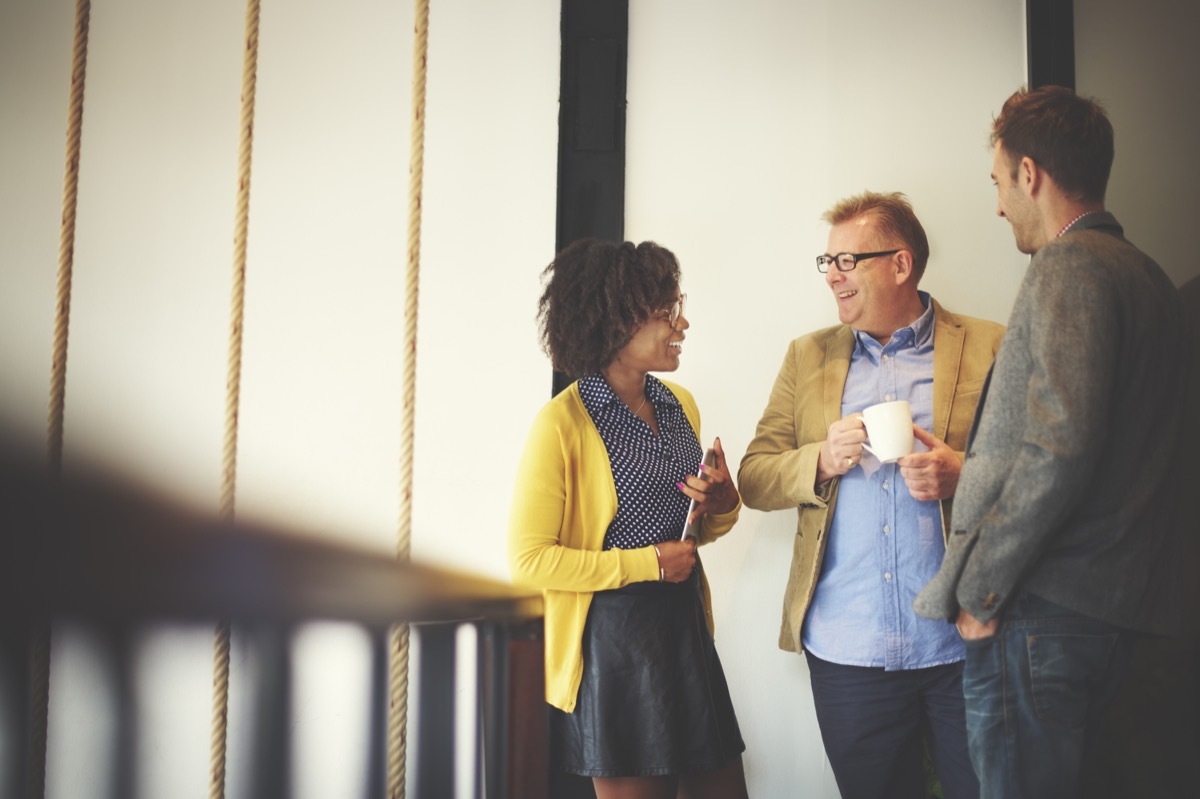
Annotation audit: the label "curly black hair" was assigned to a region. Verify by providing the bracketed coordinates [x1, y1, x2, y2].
[537, 239, 682, 378]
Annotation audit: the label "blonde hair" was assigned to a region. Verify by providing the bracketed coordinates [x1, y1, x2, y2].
[822, 191, 930, 281]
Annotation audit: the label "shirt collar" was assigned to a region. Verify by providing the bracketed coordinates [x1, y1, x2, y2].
[1057, 209, 1104, 238]
[579, 373, 678, 413]
[853, 290, 935, 353]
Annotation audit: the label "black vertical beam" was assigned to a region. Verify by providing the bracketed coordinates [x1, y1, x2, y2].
[1027, 0, 1075, 89]
[556, 0, 628, 250]
[415, 623, 458, 798]
[246, 626, 293, 799]
[104, 629, 136, 799]
[480, 624, 505, 799]
[553, 0, 629, 397]
[0, 624, 31, 799]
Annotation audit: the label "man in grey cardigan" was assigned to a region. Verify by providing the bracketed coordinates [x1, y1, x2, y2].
[914, 85, 1192, 797]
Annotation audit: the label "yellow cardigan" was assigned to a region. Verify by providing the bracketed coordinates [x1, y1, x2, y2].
[508, 378, 741, 712]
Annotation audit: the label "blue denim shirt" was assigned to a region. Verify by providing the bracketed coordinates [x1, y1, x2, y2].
[803, 293, 965, 670]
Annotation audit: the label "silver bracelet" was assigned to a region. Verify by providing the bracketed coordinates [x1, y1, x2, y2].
[653, 544, 664, 581]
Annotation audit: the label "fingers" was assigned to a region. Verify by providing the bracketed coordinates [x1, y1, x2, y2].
[683, 439, 740, 518]
[704, 438, 732, 480]
[905, 485, 941, 502]
[897, 428, 955, 469]
[834, 416, 867, 451]
[898, 448, 961, 501]
[955, 609, 999, 640]
[657, 538, 698, 582]
[832, 413, 865, 435]
[907, 427, 955, 451]
[678, 465, 714, 499]
[836, 452, 862, 473]
[911, 425, 939, 448]
[660, 538, 696, 555]
[690, 438, 729, 491]
[820, 415, 868, 478]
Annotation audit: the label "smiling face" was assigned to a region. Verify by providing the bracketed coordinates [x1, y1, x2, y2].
[824, 215, 912, 342]
[606, 292, 689, 378]
[992, 142, 1045, 254]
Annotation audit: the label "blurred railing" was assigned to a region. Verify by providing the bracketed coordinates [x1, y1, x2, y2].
[0, 446, 547, 799]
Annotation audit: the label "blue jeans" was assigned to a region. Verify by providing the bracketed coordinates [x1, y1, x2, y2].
[963, 592, 1133, 799]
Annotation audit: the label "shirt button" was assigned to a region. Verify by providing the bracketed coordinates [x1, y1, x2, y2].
[883, 525, 891, 534]
[884, 393, 893, 401]
[884, 572, 892, 581]
[882, 481, 890, 490]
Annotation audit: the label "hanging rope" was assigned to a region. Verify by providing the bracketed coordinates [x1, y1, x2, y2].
[36, 2, 92, 797]
[388, 1, 430, 796]
[47, 4, 90, 476]
[209, 1, 260, 797]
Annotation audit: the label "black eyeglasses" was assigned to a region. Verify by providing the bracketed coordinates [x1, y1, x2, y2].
[815, 249, 901, 273]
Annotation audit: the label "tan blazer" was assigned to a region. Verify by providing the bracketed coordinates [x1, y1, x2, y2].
[738, 299, 1003, 652]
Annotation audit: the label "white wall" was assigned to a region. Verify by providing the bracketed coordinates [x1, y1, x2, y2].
[626, 2, 1024, 794]
[3, 0, 1195, 797]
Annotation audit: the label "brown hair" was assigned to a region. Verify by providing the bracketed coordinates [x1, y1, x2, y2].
[537, 239, 681, 378]
[822, 191, 930, 281]
[990, 85, 1114, 203]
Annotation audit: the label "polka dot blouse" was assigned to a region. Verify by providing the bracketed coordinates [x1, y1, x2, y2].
[578, 374, 703, 550]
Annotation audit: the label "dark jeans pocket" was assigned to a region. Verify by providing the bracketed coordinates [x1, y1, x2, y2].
[962, 634, 1002, 707]
[1027, 631, 1120, 728]
[963, 634, 998, 650]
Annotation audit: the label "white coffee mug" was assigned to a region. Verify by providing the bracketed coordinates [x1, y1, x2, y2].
[861, 400, 914, 463]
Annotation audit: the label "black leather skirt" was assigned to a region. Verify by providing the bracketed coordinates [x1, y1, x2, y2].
[549, 571, 745, 778]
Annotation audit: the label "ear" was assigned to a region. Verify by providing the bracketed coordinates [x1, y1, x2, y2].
[893, 249, 915, 286]
[1019, 156, 1042, 196]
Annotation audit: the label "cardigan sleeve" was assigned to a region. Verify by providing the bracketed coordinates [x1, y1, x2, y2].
[507, 399, 660, 593]
[697, 500, 742, 544]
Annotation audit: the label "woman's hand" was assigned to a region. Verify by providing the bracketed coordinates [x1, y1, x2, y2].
[655, 538, 697, 582]
[678, 437, 740, 523]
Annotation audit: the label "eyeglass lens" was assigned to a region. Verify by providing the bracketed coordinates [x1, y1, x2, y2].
[816, 254, 855, 272]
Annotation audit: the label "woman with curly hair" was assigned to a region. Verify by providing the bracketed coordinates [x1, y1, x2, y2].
[509, 239, 749, 799]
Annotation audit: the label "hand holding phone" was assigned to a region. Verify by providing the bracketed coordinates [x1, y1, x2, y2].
[680, 447, 718, 540]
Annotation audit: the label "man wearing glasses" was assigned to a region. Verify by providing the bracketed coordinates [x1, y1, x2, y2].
[739, 191, 1003, 799]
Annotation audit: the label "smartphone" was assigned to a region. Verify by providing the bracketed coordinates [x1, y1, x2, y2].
[680, 447, 718, 540]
